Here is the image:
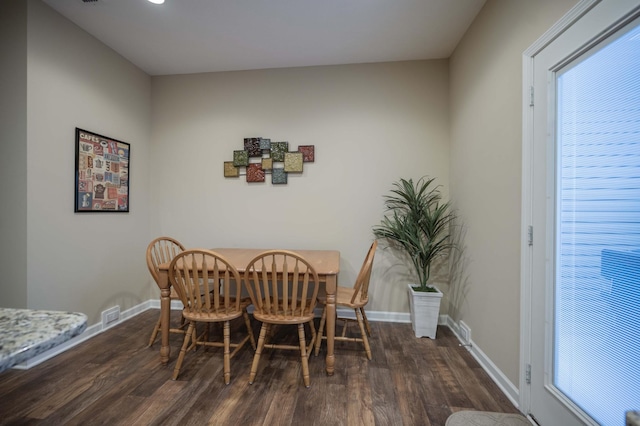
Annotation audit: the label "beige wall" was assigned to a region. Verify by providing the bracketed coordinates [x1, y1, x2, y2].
[5, 1, 450, 327]
[150, 61, 450, 314]
[21, 0, 153, 324]
[0, 1, 28, 308]
[3, 0, 586, 397]
[449, 0, 577, 385]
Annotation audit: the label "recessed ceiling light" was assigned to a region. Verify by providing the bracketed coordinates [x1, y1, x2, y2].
[148, 0, 165, 4]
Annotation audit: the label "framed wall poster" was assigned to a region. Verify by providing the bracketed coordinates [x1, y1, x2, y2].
[75, 128, 130, 212]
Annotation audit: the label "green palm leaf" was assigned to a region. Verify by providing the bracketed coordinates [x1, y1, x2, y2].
[373, 177, 456, 291]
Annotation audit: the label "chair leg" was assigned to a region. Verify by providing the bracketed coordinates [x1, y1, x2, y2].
[243, 309, 256, 350]
[249, 323, 269, 384]
[148, 314, 162, 347]
[150, 311, 190, 347]
[298, 323, 311, 388]
[308, 319, 317, 350]
[314, 307, 327, 356]
[360, 307, 372, 337]
[223, 321, 231, 385]
[188, 326, 198, 352]
[355, 309, 372, 360]
[172, 322, 195, 380]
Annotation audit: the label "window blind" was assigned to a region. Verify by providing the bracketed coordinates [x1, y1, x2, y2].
[554, 23, 640, 426]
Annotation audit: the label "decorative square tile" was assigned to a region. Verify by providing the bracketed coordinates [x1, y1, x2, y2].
[298, 145, 315, 162]
[259, 138, 271, 150]
[244, 138, 262, 157]
[272, 168, 288, 184]
[261, 157, 273, 170]
[284, 151, 303, 173]
[224, 161, 239, 177]
[246, 163, 265, 182]
[270, 141, 289, 162]
[233, 150, 249, 166]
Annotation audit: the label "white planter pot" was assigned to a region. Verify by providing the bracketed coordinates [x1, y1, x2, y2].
[408, 284, 443, 339]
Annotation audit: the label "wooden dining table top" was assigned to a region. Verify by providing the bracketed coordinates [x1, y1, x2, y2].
[159, 248, 340, 275]
[207, 248, 341, 275]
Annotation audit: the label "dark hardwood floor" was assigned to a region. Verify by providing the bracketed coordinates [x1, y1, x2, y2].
[0, 310, 521, 425]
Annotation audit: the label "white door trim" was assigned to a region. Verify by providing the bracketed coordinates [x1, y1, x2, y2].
[519, 0, 601, 415]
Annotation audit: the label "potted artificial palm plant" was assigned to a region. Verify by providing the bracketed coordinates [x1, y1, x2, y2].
[373, 176, 456, 338]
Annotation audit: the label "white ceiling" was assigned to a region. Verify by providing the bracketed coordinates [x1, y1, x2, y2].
[42, 0, 486, 76]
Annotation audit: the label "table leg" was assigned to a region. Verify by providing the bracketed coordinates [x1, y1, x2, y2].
[159, 269, 171, 365]
[324, 274, 336, 376]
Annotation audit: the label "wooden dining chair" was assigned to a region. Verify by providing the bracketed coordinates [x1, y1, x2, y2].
[169, 249, 256, 383]
[244, 250, 320, 388]
[146, 236, 188, 347]
[314, 240, 378, 360]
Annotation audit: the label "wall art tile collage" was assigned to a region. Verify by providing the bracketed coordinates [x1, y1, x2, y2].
[224, 137, 314, 184]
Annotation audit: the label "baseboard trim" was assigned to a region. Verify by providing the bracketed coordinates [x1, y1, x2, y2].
[334, 308, 412, 323]
[445, 316, 520, 409]
[13, 303, 521, 410]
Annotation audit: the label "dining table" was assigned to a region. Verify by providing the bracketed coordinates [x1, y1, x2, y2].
[156, 248, 341, 376]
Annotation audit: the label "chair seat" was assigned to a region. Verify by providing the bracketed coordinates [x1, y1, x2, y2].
[253, 310, 315, 324]
[182, 308, 244, 322]
[318, 286, 368, 309]
[252, 297, 315, 324]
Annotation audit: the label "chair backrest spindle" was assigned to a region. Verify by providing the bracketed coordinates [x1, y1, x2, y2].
[245, 250, 319, 321]
[146, 237, 185, 286]
[350, 240, 378, 305]
[170, 249, 243, 317]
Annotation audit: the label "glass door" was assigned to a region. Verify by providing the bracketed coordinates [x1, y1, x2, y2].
[528, 2, 640, 425]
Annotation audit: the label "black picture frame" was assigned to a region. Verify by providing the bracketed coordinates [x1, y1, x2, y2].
[74, 128, 130, 212]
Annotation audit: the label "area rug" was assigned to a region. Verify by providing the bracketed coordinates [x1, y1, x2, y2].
[445, 410, 530, 426]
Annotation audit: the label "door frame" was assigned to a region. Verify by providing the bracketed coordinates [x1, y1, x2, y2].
[521, 0, 640, 421]
[520, 0, 600, 419]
